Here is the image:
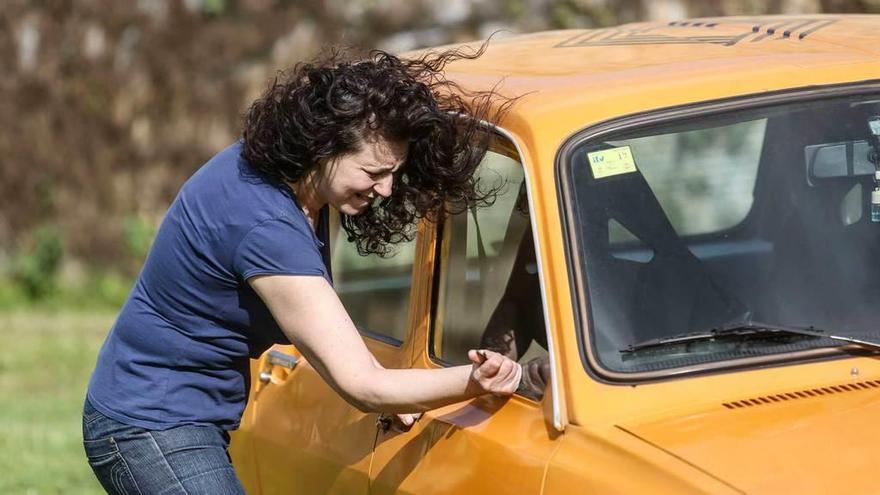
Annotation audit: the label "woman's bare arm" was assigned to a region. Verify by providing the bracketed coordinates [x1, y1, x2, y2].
[249, 274, 522, 414]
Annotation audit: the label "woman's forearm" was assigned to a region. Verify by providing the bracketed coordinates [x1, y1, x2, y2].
[251, 275, 521, 414]
[352, 365, 481, 413]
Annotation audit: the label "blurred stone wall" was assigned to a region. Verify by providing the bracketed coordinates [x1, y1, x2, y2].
[2, 0, 878, 274]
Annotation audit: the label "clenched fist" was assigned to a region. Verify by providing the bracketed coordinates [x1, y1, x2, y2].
[467, 349, 523, 397]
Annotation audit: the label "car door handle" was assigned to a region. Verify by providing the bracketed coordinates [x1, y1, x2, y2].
[258, 349, 300, 384]
[376, 414, 393, 432]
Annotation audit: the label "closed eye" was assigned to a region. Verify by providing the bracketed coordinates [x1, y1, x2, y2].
[366, 169, 391, 179]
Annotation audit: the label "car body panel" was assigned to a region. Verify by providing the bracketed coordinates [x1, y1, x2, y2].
[232, 15, 880, 494]
[544, 424, 740, 494]
[618, 362, 880, 494]
[228, 361, 263, 493]
[241, 342, 373, 495]
[370, 372, 556, 494]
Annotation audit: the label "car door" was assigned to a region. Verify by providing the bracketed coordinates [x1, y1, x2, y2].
[368, 133, 561, 494]
[239, 213, 418, 495]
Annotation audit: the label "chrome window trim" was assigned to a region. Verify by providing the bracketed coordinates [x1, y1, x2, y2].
[492, 125, 566, 432]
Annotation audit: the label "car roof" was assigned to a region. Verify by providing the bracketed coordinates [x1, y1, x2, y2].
[437, 15, 880, 80]
[418, 15, 880, 149]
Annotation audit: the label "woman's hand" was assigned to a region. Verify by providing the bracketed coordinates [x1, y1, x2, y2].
[467, 349, 523, 396]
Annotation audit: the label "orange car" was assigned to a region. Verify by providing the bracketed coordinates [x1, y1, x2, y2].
[231, 15, 880, 494]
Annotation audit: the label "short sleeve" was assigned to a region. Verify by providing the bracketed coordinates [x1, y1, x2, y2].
[233, 216, 328, 281]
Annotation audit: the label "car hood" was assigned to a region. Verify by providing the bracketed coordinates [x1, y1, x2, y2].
[618, 382, 880, 494]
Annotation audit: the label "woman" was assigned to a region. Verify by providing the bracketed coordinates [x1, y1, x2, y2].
[82, 46, 522, 494]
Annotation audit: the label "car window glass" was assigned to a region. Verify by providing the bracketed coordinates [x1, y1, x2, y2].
[433, 140, 549, 400]
[569, 96, 880, 376]
[329, 212, 415, 343]
[609, 119, 766, 237]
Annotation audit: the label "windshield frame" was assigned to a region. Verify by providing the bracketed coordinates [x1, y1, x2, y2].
[556, 80, 880, 384]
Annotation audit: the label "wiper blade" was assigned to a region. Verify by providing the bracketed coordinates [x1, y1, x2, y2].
[622, 321, 880, 353]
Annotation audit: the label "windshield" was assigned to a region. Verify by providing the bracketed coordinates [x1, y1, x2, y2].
[566, 94, 880, 374]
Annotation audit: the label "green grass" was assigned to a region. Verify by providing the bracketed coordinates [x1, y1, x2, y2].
[0, 310, 115, 494]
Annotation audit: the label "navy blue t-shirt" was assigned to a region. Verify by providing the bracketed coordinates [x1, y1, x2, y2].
[88, 141, 330, 430]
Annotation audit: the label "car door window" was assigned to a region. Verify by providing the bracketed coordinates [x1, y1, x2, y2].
[329, 212, 415, 343]
[432, 137, 549, 398]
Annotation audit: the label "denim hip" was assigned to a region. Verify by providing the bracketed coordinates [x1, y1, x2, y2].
[82, 398, 245, 495]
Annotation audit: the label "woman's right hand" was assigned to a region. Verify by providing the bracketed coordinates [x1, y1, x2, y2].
[467, 349, 522, 396]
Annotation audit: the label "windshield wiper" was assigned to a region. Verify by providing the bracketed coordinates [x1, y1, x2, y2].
[622, 321, 880, 353]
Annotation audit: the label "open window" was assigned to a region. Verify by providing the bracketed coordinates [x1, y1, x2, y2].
[431, 135, 549, 399]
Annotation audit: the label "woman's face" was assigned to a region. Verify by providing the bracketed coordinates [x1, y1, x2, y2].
[318, 135, 408, 216]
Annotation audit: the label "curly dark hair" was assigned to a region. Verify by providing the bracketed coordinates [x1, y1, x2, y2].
[241, 43, 510, 256]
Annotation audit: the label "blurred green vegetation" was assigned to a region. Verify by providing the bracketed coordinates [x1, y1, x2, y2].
[10, 225, 63, 302]
[0, 214, 154, 310]
[0, 311, 113, 494]
[0, 272, 132, 312]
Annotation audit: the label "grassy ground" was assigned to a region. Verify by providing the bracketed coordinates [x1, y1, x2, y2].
[0, 310, 114, 494]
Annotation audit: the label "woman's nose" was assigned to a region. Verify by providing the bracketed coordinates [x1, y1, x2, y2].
[374, 174, 393, 198]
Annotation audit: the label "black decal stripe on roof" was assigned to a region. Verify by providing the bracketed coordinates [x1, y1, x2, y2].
[799, 19, 837, 39]
[554, 18, 839, 48]
[751, 22, 787, 42]
[781, 19, 817, 38]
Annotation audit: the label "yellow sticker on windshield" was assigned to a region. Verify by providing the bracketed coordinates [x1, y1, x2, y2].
[587, 146, 637, 179]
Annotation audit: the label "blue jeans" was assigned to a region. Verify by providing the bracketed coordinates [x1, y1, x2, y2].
[82, 398, 245, 494]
